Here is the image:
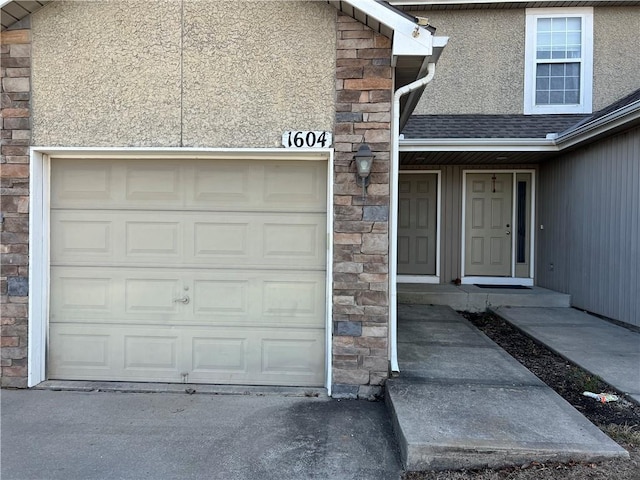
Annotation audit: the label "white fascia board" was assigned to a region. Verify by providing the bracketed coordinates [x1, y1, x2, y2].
[399, 138, 558, 152]
[555, 102, 640, 149]
[391, 0, 542, 6]
[344, 0, 434, 56]
[31, 146, 331, 160]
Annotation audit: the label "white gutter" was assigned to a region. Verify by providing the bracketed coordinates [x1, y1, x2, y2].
[389, 63, 437, 372]
[554, 100, 640, 149]
[390, 0, 570, 6]
[400, 138, 558, 151]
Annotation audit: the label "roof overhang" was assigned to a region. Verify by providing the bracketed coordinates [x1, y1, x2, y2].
[400, 138, 557, 152]
[329, 0, 444, 59]
[1, 0, 50, 30]
[554, 98, 640, 149]
[390, 1, 640, 10]
[400, 99, 640, 164]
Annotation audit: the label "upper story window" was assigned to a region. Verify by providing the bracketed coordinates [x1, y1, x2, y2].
[524, 8, 593, 114]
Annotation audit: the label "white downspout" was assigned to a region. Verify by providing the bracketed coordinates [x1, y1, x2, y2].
[389, 63, 436, 372]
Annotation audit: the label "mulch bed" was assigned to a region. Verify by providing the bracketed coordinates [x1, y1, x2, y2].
[462, 311, 640, 427]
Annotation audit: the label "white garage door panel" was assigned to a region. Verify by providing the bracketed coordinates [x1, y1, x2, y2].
[49, 324, 324, 386]
[50, 268, 325, 328]
[49, 157, 327, 387]
[51, 211, 326, 269]
[51, 159, 327, 212]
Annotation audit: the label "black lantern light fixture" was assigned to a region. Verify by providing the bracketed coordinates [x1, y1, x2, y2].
[354, 144, 375, 199]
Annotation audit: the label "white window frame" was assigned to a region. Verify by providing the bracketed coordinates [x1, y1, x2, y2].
[524, 7, 593, 115]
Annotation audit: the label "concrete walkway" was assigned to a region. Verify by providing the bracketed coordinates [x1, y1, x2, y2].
[387, 305, 628, 472]
[1, 389, 401, 480]
[492, 306, 640, 404]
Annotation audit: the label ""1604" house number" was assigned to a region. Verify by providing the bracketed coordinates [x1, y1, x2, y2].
[282, 131, 332, 148]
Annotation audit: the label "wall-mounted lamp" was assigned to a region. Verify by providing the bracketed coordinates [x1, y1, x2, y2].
[354, 144, 375, 199]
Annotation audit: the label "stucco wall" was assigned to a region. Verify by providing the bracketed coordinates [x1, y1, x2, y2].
[411, 9, 525, 115]
[31, 0, 336, 147]
[593, 7, 640, 111]
[412, 7, 640, 115]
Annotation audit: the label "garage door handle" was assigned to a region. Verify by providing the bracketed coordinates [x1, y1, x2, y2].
[173, 295, 190, 305]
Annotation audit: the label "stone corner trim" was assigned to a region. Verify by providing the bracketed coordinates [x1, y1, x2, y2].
[332, 13, 392, 393]
[1, 28, 32, 388]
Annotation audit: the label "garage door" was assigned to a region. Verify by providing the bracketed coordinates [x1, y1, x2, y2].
[48, 157, 327, 386]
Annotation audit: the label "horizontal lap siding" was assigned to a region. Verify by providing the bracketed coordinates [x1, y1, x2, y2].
[537, 126, 640, 327]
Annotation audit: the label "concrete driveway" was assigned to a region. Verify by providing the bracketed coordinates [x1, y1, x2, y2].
[1, 389, 401, 480]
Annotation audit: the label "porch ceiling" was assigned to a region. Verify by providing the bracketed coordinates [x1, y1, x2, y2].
[401, 149, 558, 165]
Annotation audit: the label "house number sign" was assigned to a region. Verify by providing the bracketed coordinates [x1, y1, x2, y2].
[282, 131, 332, 148]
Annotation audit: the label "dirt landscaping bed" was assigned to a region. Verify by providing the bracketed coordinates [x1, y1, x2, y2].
[403, 311, 640, 480]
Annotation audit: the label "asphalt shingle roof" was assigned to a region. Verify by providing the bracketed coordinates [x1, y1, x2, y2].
[402, 114, 588, 139]
[403, 88, 640, 140]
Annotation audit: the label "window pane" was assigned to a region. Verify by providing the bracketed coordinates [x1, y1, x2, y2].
[537, 63, 550, 76]
[550, 77, 564, 89]
[565, 63, 580, 75]
[550, 91, 564, 103]
[535, 62, 581, 105]
[565, 90, 579, 104]
[537, 16, 582, 60]
[567, 17, 581, 31]
[536, 90, 550, 105]
[565, 76, 579, 90]
[537, 18, 552, 32]
[537, 77, 550, 90]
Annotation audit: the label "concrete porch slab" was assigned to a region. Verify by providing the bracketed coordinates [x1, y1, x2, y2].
[388, 305, 628, 471]
[397, 284, 570, 312]
[492, 307, 640, 404]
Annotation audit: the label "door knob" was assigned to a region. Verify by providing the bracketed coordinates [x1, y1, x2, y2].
[506, 231, 511, 236]
[173, 295, 190, 305]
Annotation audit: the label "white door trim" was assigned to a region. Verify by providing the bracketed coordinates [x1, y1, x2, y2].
[397, 170, 441, 283]
[460, 169, 536, 285]
[28, 147, 334, 393]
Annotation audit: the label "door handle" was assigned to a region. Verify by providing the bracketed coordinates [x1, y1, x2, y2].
[506, 231, 511, 235]
[173, 295, 190, 305]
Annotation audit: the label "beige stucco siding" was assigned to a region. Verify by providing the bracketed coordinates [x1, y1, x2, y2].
[182, 1, 336, 147]
[593, 8, 640, 111]
[31, 1, 336, 147]
[32, 1, 183, 146]
[412, 7, 640, 115]
[411, 9, 525, 115]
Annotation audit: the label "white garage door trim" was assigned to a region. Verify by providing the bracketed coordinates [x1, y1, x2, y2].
[28, 147, 334, 394]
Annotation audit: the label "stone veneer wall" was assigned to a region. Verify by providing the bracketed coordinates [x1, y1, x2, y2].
[1, 27, 31, 388]
[331, 13, 392, 399]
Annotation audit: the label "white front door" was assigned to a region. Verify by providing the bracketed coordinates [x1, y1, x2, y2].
[464, 173, 513, 277]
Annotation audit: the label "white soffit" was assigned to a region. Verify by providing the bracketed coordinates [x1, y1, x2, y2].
[330, 0, 449, 58]
[1, 1, 51, 30]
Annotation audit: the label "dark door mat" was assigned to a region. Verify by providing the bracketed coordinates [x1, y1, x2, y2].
[475, 284, 531, 289]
